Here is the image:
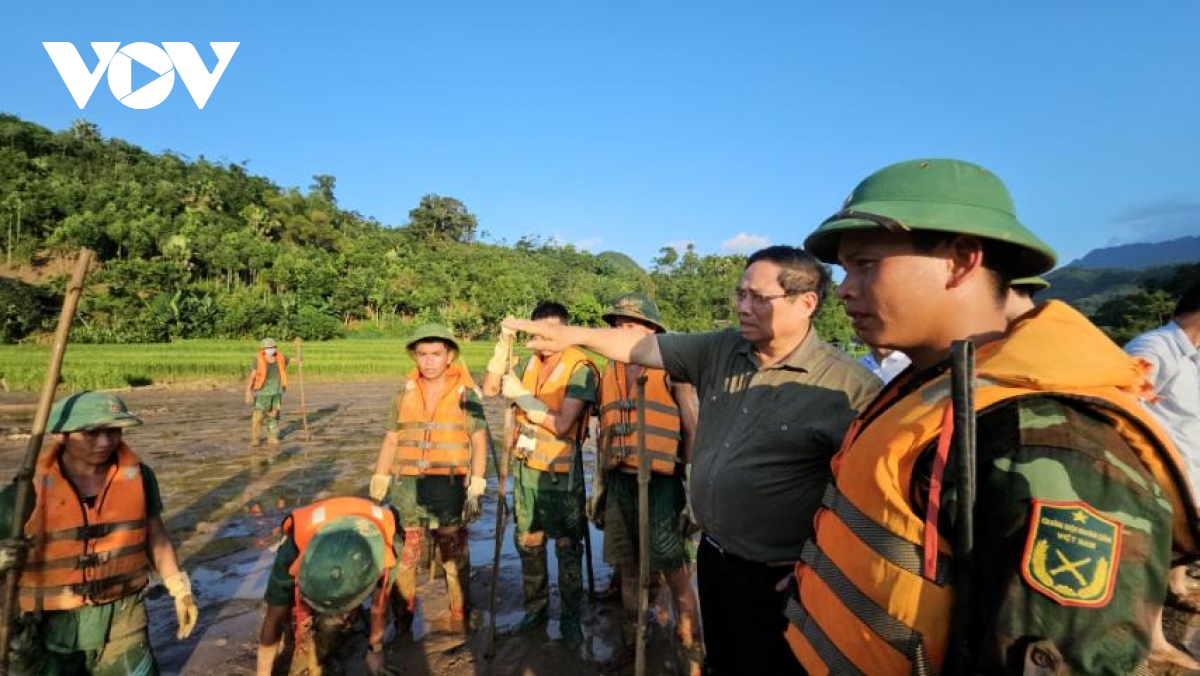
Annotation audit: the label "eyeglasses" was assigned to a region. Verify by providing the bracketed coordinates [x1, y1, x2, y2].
[731, 289, 801, 308]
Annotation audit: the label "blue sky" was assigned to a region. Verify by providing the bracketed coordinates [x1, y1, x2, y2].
[3, 1, 1199, 269]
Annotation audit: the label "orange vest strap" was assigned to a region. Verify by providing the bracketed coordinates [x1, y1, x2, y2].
[784, 594, 868, 676]
[30, 519, 145, 545]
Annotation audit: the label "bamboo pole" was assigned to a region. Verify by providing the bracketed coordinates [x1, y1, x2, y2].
[0, 249, 92, 674]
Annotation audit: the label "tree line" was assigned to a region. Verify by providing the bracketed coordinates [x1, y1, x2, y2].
[0, 114, 1189, 348]
[0, 115, 855, 346]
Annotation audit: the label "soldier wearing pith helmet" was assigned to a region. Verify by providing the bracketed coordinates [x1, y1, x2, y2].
[784, 159, 1200, 674]
[1005, 275, 1051, 322]
[592, 293, 703, 673]
[0, 391, 198, 675]
[255, 496, 402, 676]
[245, 337, 288, 446]
[369, 324, 490, 636]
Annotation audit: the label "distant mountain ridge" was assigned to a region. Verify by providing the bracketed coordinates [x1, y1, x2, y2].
[1066, 235, 1200, 270]
[1043, 235, 1199, 312]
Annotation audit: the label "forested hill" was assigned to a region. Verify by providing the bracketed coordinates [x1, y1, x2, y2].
[1067, 236, 1200, 270]
[0, 115, 855, 346]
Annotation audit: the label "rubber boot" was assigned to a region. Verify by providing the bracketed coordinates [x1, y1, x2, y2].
[556, 538, 584, 648]
[436, 528, 470, 634]
[392, 527, 424, 638]
[250, 410, 263, 447]
[266, 412, 280, 445]
[516, 541, 549, 631]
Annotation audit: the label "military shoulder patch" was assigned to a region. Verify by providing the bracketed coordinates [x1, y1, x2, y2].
[1020, 500, 1122, 607]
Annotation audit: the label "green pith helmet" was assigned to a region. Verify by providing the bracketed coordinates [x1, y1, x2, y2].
[805, 159, 1057, 278]
[261, 338, 277, 349]
[1011, 276, 1051, 293]
[602, 293, 668, 333]
[298, 516, 384, 615]
[406, 324, 460, 353]
[48, 391, 142, 433]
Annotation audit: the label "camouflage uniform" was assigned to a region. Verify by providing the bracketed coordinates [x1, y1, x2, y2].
[261, 501, 402, 675]
[785, 158, 1199, 676]
[914, 369, 1174, 673]
[0, 391, 197, 676]
[248, 338, 287, 446]
[509, 356, 596, 640]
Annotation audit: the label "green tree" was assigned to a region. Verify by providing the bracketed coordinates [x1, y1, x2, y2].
[406, 194, 478, 243]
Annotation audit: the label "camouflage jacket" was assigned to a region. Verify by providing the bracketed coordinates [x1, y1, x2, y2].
[915, 390, 1172, 675]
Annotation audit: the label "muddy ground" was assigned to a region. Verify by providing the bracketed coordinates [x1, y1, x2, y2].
[3, 381, 1200, 675]
[0, 381, 698, 676]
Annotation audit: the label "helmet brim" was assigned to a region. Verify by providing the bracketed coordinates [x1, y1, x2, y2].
[601, 312, 666, 333]
[806, 200, 1056, 278]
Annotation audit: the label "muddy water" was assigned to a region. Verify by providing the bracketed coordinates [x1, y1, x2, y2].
[0, 382, 694, 676]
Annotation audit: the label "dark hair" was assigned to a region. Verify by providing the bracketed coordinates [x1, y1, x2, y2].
[745, 245, 831, 312]
[1175, 281, 1200, 317]
[531, 300, 569, 322]
[910, 231, 1013, 304]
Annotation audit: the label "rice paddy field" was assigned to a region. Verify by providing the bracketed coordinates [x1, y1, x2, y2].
[0, 338, 510, 392]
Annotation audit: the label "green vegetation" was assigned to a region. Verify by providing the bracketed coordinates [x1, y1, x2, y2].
[0, 115, 781, 348]
[0, 339, 505, 392]
[1088, 263, 1200, 344]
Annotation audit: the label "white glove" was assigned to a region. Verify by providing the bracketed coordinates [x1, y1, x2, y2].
[463, 475, 487, 524]
[501, 374, 548, 424]
[486, 328, 517, 376]
[163, 571, 199, 639]
[466, 475, 487, 500]
[0, 538, 28, 575]
[369, 474, 391, 502]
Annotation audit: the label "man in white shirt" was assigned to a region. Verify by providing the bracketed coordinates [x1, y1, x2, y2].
[857, 347, 911, 384]
[1125, 283, 1200, 503]
[1126, 281, 1200, 617]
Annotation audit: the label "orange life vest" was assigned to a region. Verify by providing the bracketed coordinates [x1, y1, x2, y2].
[784, 302, 1199, 675]
[19, 443, 149, 612]
[392, 364, 477, 476]
[251, 350, 288, 390]
[514, 347, 598, 474]
[598, 362, 682, 475]
[284, 497, 398, 578]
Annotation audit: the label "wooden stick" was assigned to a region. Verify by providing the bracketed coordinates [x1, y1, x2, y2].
[292, 337, 309, 442]
[0, 249, 92, 674]
[634, 374, 650, 676]
[485, 345, 516, 659]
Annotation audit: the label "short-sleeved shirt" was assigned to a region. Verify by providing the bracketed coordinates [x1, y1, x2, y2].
[0, 453, 164, 652]
[511, 353, 598, 494]
[264, 504, 404, 607]
[250, 357, 285, 396]
[1125, 321, 1200, 502]
[657, 328, 880, 562]
[383, 381, 488, 434]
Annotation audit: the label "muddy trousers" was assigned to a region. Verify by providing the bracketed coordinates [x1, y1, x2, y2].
[393, 527, 470, 633]
[518, 540, 583, 630]
[287, 612, 358, 676]
[251, 410, 280, 445]
[31, 600, 158, 676]
[433, 528, 470, 627]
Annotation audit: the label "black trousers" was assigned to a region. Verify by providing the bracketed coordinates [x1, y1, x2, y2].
[697, 534, 806, 676]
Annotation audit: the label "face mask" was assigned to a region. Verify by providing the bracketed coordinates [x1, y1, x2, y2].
[265, 348, 276, 356]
